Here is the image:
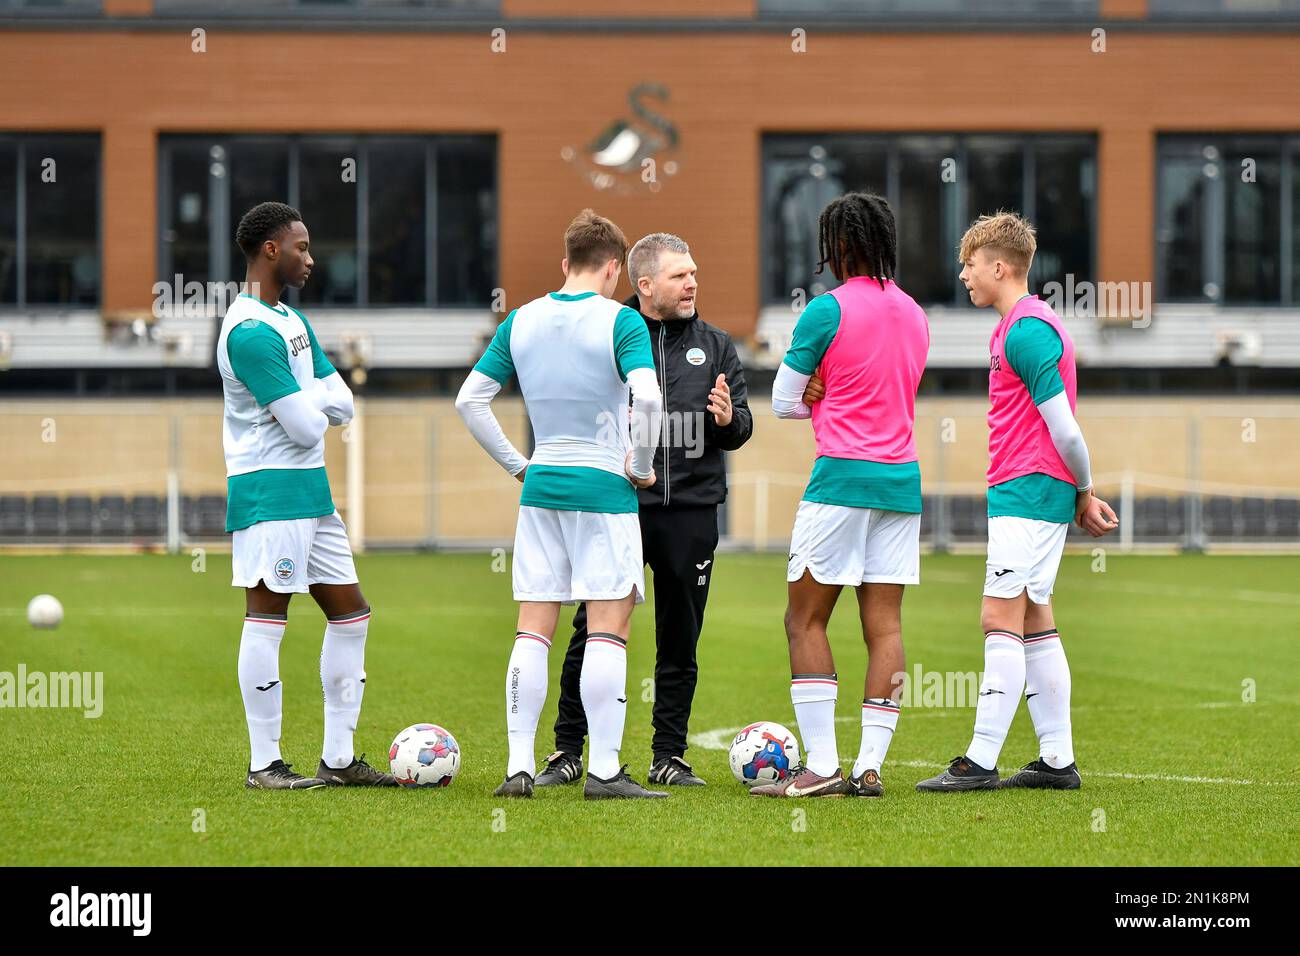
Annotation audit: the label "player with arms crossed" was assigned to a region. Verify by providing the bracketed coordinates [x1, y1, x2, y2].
[761, 192, 930, 798]
[917, 212, 1117, 793]
[219, 202, 395, 790]
[456, 209, 666, 800]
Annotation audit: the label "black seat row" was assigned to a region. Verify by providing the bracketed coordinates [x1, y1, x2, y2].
[0, 494, 228, 539]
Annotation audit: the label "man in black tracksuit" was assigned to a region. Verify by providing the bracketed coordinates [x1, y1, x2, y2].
[535, 233, 753, 788]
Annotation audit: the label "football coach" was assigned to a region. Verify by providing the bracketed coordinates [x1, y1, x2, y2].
[536, 232, 754, 788]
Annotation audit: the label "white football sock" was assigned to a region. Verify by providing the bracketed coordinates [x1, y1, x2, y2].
[967, 630, 1026, 771]
[239, 613, 286, 773]
[320, 607, 371, 770]
[1024, 629, 1074, 769]
[853, 698, 900, 777]
[506, 631, 551, 777]
[580, 633, 628, 780]
[791, 674, 839, 776]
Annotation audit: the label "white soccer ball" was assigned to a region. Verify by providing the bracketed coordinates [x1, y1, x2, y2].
[26, 594, 63, 630]
[389, 723, 461, 788]
[729, 721, 800, 788]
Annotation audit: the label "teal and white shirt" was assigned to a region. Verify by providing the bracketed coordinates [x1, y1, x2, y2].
[216, 293, 336, 532]
[473, 291, 655, 514]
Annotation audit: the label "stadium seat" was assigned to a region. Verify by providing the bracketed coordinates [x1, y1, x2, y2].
[64, 495, 95, 537]
[0, 496, 27, 538]
[949, 496, 982, 538]
[919, 495, 934, 538]
[1269, 498, 1300, 540]
[197, 495, 227, 536]
[97, 495, 129, 538]
[181, 495, 201, 537]
[1165, 496, 1186, 538]
[1241, 497, 1269, 538]
[1136, 496, 1167, 538]
[31, 496, 62, 537]
[1204, 496, 1237, 538]
[130, 495, 164, 537]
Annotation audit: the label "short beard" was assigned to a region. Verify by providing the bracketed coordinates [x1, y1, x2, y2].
[654, 294, 690, 319]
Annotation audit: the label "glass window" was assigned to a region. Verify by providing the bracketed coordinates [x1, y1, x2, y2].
[297, 139, 359, 307]
[897, 137, 957, 304]
[1157, 136, 1297, 305]
[159, 134, 495, 308]
[435, 139, 496, 307]
[966, 137, 1023, 223]
[163, 141, 212, 288]
[0, 142, 15, 305]
[25, 137, 98, 306]
[1032, 140, 1095, 292]
[226, 141, 289, 240]
[1156, 149, 1209, 301]
[763, 138, 886, 302]
[763, 133, 1097, 307]
[1294, 149, 1300, 305]
[1223, 142, 1281, 304]
[368, 140, 426, 306]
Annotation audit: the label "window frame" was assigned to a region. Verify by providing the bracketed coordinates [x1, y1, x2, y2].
[1155, 133, 1298, 307]
[157, 133, 498, 309]
[0, 132, 103, 311]
[760, 131, 1098, 307]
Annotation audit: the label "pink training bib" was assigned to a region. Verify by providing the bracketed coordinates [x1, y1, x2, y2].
[987, 295, 1078, 487]
[811, 277, 930, 463]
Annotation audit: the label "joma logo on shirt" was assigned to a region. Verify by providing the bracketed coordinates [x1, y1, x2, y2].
[288, 333, 309, 357]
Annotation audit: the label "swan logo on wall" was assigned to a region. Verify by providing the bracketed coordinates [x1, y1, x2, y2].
[562, 83, 681, 194]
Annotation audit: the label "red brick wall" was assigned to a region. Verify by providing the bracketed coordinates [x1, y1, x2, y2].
[0, 26, 1295, 338]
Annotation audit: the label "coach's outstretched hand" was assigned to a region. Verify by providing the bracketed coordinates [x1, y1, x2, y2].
[802, 373, 825, 406]
[625, 451, 656, 489]
[1076, 489, 1119, 537]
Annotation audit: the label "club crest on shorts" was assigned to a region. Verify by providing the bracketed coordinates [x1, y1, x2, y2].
[274, 557, 295, 580]
[686, 347, 706, 366]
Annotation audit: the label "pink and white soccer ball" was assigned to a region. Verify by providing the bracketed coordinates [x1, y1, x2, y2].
[389, 723, 461, 788]
[728, 721, 800, 788]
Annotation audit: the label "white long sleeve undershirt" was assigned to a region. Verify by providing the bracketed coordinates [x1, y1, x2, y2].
[268, 390, 329, 449]
[454, 370, 529, 476]
[771, 363, 813, 420]
[626, 366, 662, 481]
[305, 371, 355, 426]
[1038, 391, 1093, 491]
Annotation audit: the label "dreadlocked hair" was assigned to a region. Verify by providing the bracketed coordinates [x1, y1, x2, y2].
[815, 191, 898, 289]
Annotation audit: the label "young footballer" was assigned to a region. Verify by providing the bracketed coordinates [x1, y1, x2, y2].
[456, 209, 666, 800]
[218, 202, 394, 790]
[762, 192, 930, 798]
[917, 212, 1118, 793]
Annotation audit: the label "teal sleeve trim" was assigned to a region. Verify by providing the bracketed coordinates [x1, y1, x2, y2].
[783, 294, 841, 375]
[227, 320, 299, 406]
[292, 309, 335, 379]
[1005, 317, 1065, 405]
[473, 310, 517, 385]
[613, 307, 654, 381]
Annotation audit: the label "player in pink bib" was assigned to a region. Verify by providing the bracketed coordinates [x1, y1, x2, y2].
[918, 212, 1118, 795]
[764, 192, 930, 799]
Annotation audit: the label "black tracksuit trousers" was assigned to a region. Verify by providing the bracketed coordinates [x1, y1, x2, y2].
[552, 504, 719, 762]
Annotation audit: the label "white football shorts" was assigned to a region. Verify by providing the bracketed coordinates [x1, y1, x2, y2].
[231, 510, 358, 594]
[512, 505, 645, 604]
[983, 515, 1069, 605]
[787, 500, 921, 587]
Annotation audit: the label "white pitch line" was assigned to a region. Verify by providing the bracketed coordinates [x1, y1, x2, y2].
[691, 714, 1296, 787]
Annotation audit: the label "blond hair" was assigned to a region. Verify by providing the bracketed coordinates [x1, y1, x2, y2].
[958, 211, 1037, 276]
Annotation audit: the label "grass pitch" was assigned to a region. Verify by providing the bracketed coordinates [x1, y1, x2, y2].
[1, 551, 1297, 866]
